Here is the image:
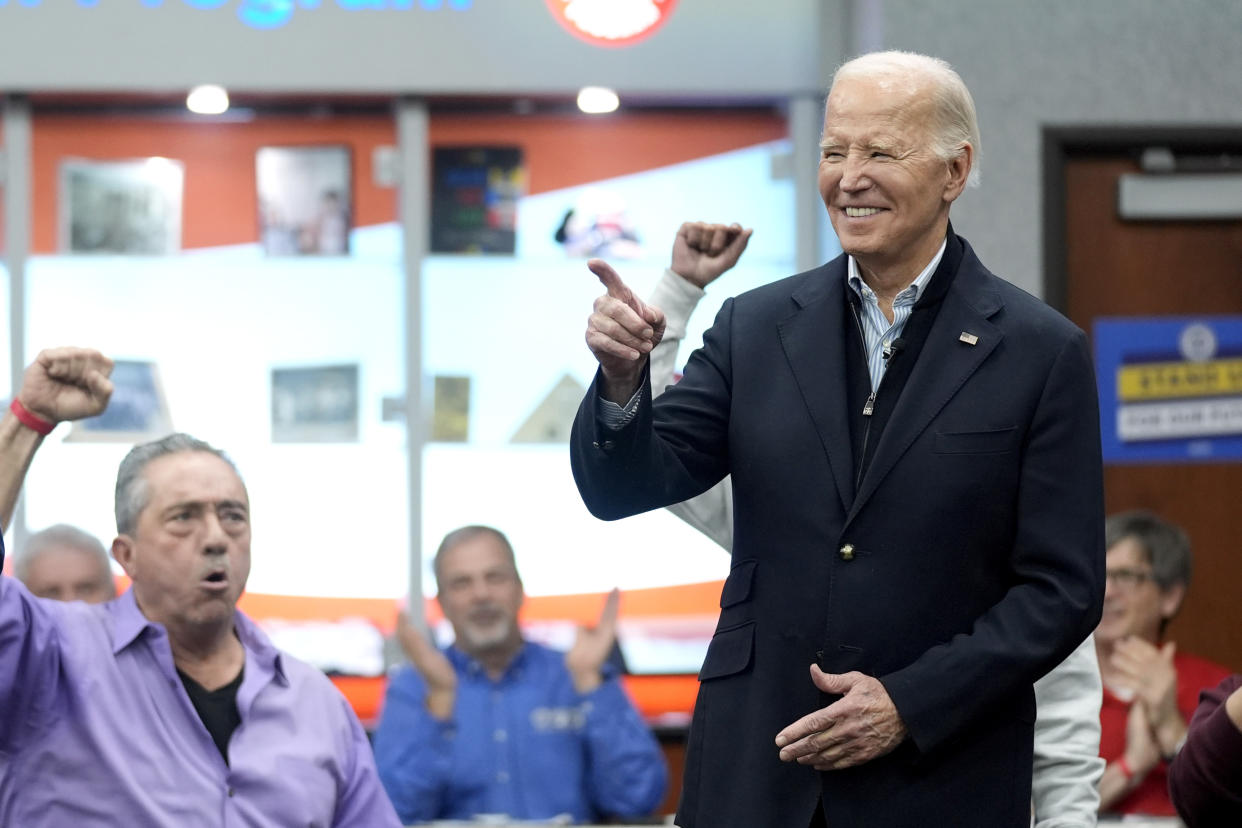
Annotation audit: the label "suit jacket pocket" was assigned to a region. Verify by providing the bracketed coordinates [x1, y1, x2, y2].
[934, 426, 1018, 454]
[698, 621, 756, 681]
[719, 559, 757, 608]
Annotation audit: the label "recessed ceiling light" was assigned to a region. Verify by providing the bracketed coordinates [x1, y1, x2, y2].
[577, 86, 619, 115]
[186, 85, 229, 116]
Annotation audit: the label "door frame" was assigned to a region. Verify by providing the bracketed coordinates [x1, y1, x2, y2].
[1041, 125, 1242, 314]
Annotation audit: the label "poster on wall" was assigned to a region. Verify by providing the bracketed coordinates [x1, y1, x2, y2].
[1096, 316, 1242, 464]
[510, 373, 587, 443]
[66, 360, 173, 442]
[431, 146, 524, 254]
[60, 158, 184, 255]
[553, 188, 644, 260]
[431, 375, 471, 442]
[271, 364, 360, 443]
[256, 145, 352, 256]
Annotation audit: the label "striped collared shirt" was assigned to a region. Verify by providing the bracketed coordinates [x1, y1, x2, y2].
[846, 238, 947, 391]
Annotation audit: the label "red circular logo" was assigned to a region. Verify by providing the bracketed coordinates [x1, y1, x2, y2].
[545, 0, 679, 48]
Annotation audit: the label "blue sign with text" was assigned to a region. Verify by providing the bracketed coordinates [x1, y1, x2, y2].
[1096, 316, 1242, 464]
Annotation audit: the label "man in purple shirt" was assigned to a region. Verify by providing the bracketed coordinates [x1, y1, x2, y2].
[0, 347, 401, 827]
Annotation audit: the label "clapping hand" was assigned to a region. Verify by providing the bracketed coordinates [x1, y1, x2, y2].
[396, 610, 457, 719]
[1112, 637, 1185, 755]
[565, 588, 621, 695]
[1123, 693, 1161, 781]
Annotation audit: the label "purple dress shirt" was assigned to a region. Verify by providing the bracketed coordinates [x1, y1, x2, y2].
[0, 576, 402, 827]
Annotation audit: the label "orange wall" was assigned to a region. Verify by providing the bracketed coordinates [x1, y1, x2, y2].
[431, 111, 787, 197]
[234, 581, 721, 726]
[31, 116, 398, 253]
[30, 110, 787, 252]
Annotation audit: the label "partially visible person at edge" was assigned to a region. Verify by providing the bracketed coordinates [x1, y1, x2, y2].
[1094, 510, 1231, 816]
[373, 524, 667, 824]
[571, 51, 1104, 827]
[1168, 672, 1242, 827]
[0, 346, 402, 827]
[647, 219, 1105, 827]
[10, 523, 116, 604]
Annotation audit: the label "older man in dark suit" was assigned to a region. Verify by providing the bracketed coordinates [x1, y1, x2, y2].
[571, 51, 1105, 827]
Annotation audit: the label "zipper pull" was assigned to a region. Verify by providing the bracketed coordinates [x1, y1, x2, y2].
[862, 392, 876, 416]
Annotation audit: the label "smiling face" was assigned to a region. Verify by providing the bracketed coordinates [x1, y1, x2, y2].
[436, 531, 524, 661]
[1096, 535, 1185, 646]
[112, 451, 251, 633]
[818, 72, 971, 284]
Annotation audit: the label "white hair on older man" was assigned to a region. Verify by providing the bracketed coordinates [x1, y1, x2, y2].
[15, 523, 116, 602]
[832, 50, 982, 188]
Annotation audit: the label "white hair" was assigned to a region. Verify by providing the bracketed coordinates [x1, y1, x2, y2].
[15, 523, 115, 597]
[831, 50, 982, 188]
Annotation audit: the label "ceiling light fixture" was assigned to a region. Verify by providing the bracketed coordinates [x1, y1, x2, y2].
[577, 86, 619, 115]
[186, 84, 230, 115]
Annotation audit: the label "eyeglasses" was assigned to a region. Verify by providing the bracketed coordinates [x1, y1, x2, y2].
[1105, 567, 1155, 589]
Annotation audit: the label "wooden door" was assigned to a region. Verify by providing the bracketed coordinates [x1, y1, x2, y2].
[1059, 142, 1242, 670]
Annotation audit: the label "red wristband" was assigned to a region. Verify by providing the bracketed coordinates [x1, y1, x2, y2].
[1117, 756, 1135, 781]
[9, 398, 54, 436]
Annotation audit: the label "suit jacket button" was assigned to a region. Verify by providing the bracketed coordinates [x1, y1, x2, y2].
[839, 543, 855, 561]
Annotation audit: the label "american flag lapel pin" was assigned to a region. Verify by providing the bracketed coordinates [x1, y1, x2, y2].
[959, 332, 979, 345]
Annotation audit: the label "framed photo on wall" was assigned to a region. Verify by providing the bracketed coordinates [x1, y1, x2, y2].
[431, 374, 471, 442]
[431, 146, 524, 254]
[271, 364, 360, 443]
[65, 360, 174, 442]
[60, 158, 184, 255]
[256, 145, 353, 256]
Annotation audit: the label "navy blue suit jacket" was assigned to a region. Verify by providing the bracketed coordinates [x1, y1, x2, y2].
[571, 233, 1105, 827]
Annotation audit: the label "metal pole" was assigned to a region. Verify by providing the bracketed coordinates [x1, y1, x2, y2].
[396, 98, 429, 616]
[789, 95, 824, 274]
[4, 95, 32, 551]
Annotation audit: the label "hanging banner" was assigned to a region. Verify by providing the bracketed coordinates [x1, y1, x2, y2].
[1096, 316, 1242, 463]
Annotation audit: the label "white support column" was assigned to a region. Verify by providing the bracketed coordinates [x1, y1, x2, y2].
[396, 98, 429, 614]
[4, 96, 32, 549]
[789, 95, 824, 274]
[849, 0, 886, 55]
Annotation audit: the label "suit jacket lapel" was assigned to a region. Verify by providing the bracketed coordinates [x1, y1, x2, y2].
[778, 261, 856, 513]
[847, 253, 1005, 524]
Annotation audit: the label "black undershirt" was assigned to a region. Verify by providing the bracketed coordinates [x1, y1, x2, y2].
[178, 666, 243, 764]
